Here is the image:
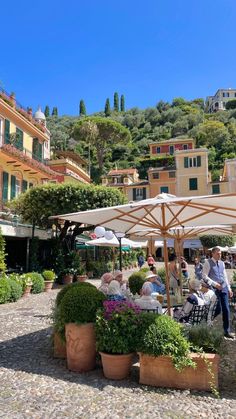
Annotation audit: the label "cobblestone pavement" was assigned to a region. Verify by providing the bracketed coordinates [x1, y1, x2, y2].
[0, 272, 236, 418]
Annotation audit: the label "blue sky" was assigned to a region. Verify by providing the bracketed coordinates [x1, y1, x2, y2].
[1, 0, 236, 115]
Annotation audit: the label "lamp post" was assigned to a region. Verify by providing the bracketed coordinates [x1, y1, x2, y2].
[115, 232, 125, 271]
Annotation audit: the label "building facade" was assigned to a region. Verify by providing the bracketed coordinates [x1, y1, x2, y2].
[206, 88, 236, 113]
[101, 168, 149, 201]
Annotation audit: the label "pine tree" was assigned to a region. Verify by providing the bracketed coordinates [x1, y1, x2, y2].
[114, 92, 119, 112]
[52, 107, 58, 116]
[104, 98, 111, 117]
[44, 105, 50, 117]
[120, 94, 125, 112]
[79, 100, 86, 116]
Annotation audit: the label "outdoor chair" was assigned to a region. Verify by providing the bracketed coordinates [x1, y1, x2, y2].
[187, 304, 209, 326]
[140, 308, 159, 314]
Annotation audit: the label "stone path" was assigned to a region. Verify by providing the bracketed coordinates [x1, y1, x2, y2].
[0, 276, 236, 418]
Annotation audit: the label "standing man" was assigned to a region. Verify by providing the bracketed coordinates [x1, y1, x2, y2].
[202, 247, 234, 339]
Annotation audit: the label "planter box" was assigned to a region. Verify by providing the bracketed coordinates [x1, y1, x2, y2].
[139, 353, 220, 391]
[65, 323, 96, 373]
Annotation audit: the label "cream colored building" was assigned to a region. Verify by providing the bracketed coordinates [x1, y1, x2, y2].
[206, 88, 236, 113]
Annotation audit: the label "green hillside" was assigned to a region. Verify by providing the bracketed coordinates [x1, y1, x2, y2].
[46, 97, 236, 183]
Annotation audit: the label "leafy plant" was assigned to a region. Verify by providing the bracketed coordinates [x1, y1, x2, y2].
[232, 271, 236, 282]
[185, 323, 225, 355]
[42, 270, 56, 281]
[7, 277, 23, 301]
[0, 276, 11, 303]
[139, 315, 195, 371]
[157, 268, 166, 284]
[19, 274, 33, 291]
[95, 300, 142, 354]
[25, 272, 44, 294]
[128, 271, 146, 295]
[0, 228, 6, 272]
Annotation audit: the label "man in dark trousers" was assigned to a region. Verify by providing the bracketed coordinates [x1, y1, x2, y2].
[202, 246, 234, 339]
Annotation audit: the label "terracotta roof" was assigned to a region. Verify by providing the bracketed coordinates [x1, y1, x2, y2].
[108, 169, 137, 175]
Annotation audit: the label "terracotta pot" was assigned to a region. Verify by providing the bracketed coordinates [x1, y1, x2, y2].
[139, 353, 220, 391]
[65, 323, 96, 372]
[44, 281, 53, 292]
[76, 274, 87, 282]
[63, 274, 73, 285]
[53, 332, 67, 359]
[100, 352, 134, 380]
[22, 285, 32, 297]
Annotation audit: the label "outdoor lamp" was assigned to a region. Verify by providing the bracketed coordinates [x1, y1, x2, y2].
[115, 231, 125, 271]
[94, 226, 106, 238]
[104, 230, 114, 240]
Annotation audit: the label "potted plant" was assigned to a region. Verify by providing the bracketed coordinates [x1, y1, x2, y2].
[76, 265, 87, 282]
[58, 284, 105, 372]
[61, 268, 75, 285]
[95, 300, 141, 380]
[42, 270, 56, 292]
[138, 315, 220, 392]
[20, 274, 33, 297]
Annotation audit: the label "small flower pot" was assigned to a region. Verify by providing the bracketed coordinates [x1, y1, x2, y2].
[44, 281, 53, 292]
[22, 285, 32, 297]
[76, 274, 87, 282]
[63, 274, 73, 285]
[99, 352, 134, 380]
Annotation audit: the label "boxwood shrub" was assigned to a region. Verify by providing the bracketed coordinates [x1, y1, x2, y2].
[128, 271, 146, 295]
[25, 272, 44, 294]
[8, 277, 23, 301]
[0, 277, 11, 304]
[55, 281, 96, 308]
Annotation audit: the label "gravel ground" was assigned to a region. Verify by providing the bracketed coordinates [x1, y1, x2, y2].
[0, 268, 236, 419]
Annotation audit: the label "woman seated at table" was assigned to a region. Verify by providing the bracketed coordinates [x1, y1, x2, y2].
[113, 270, 128, 293]
[146, 271, 166, 295]
[135, 282, 162, 314]
[173, 278, 206, 323]
[107, 280, 126, 301]
[99, 272, 113, 295]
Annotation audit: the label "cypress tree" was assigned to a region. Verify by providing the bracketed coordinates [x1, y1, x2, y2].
[44, 105, 50, 117]
[52, 107, 58, 116]
[79, 100, 86, 116]
[120, 94, 125, 112]
[114, 92, 119, 112]
[104, 98, 111, 117]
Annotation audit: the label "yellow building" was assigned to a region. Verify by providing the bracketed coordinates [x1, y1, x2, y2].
[0, 89, 58, 206]
[148, 166, 176, 196]
[48, 151, 91, 184]
[102, 168, 149, 201]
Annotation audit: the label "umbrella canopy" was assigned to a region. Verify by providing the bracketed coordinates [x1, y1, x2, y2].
[51, 193, 236, 314]
[86, 236, 147, 248]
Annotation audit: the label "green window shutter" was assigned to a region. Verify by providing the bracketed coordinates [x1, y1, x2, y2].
[184, 157, 189, 168]
[160, 186, 169, 193]
[212, 184, 220, 194]
[2, 172, 9, 201]
[32, 138, 39, 160]
[38, 142, 43, 161]
[4, 119, 10, 144]
[10, 175, 16, 199]
[133, 189, 136, 200]
[16, 128, 23, 150]
[22, 180, 28, 192]
[189, 178, 198, 191]
[143, 188, 146, 199]
[197, 156, 201, 167]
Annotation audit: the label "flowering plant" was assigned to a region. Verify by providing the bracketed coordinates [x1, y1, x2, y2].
[95, 300, 142, 354]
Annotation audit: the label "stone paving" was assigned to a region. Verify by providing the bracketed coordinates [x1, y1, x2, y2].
[0, 269, 236, 418]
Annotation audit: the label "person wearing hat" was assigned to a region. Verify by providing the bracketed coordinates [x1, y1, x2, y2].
[113, 270, 128, 294]
[135, 282, 162, 313]
[173, 278, 206, 323]
[107, 280, 126, 301]
[99, 272, 113, 295]
[148, 267, 165, 295]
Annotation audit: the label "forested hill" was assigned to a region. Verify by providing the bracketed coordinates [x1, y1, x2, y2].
[46, 97, 236, 183]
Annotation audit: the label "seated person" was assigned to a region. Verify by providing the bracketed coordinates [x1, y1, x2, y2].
[107, 280, 126, 301]
[146, 271, 165, 295]
[113, 270, 129, 295]
[135, 282, 162, 314]
[174, 278, 206, 323]
[201, 280, 217, 325]
[99, 272, 113, 295]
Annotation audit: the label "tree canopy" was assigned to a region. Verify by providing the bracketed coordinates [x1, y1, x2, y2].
[200, 235, 234, 249]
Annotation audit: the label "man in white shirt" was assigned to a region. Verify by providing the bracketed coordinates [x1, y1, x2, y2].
[202, 247, 234, 339]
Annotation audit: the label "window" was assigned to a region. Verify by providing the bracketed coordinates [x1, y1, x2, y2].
[15, 128, 23, 150]
[2, 172, 9, 201]
[223, 92, 226, 97]
[169, 145, 174, 155]
[169, 171, 175, 178]
[15, 178, 21, 197]
[10, 175, 16, 200]
[189, 178, 198, 190]
[184, 156, 201, 168]
[152, 172, 159, 179]
[4, 119, 10, 144]
[156, 147, 161, 154]
[133, 188, 146, 201]
[212, 184, 220, 194]
[183, 144, 188, 150]
[32, 138, 43, 161]
[29, 183, 33, 188]
[226, 92, 229, 97]
[22, 180, 28, 192]
[235, 93, 236, 97]
[160, 186, 169, 193]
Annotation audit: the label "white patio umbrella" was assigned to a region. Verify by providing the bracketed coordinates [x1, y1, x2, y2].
[86, 236, 147, 248]
[51, 193, 236, 314]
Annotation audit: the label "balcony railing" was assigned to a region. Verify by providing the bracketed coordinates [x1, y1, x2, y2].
[0, 135, 44, 163]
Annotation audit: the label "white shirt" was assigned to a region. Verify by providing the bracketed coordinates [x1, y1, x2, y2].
[202, 257, 231, 291]
[135, 296, 162, 314]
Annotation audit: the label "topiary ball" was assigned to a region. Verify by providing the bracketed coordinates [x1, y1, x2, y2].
[56, 281, 96, 308]
[8, 278, 23, 301]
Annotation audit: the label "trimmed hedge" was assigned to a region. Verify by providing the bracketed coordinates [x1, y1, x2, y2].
[0, 277, 11, 304]
[25, 272, 44, 294]
[128, 271, 146, 295]
[8, 278, 23, 301]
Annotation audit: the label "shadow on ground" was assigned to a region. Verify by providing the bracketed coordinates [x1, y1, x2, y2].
[0, 327, 235, 401]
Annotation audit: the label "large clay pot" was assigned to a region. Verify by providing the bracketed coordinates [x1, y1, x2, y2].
[53, 332, 67, 359]
[76, 275, 87, 282]
[44, 281, 53, 292]
[65, 323, 96, 372]
[100, 352, 134, 380]
[139, 353, 220, 391]
[22, 285, 32, 297]
[63, 274, 73, 285]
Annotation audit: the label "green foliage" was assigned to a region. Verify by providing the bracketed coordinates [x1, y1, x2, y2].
[55, 282, 96, 308]
[157, 268, 166, 285]
[0, 277, 11, 303]
[226, 100, 236, 110]
[44, 105, 50, 117]
[26, 272, 44, 294]
[139, 315, 194, 371]
[12, 182, 126, 228]
[185, 324, 224, 355]
[128, 271, 146, 295]
[232, 271, 236, 282]
[79, 99, 86, 116]
[52, 107, 58, 116]
[104, 98, 111, 117]
[200, 235, 234, 249]
[120, 94, 125, 112]
[95, 301, 142, 354]
[42, 270, 56, 281]
[114, 92, 119, 112]
[0, 228, 6, 272]
[19, 274, 33, 291]
[7, 276, 23, 301]
[59, 284, 105, 325]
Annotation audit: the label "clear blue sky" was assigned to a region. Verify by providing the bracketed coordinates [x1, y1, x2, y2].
[1, 0, 236, 115]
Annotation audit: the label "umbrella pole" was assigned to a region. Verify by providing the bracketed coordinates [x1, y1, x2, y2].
[163, 236, 171, 316]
